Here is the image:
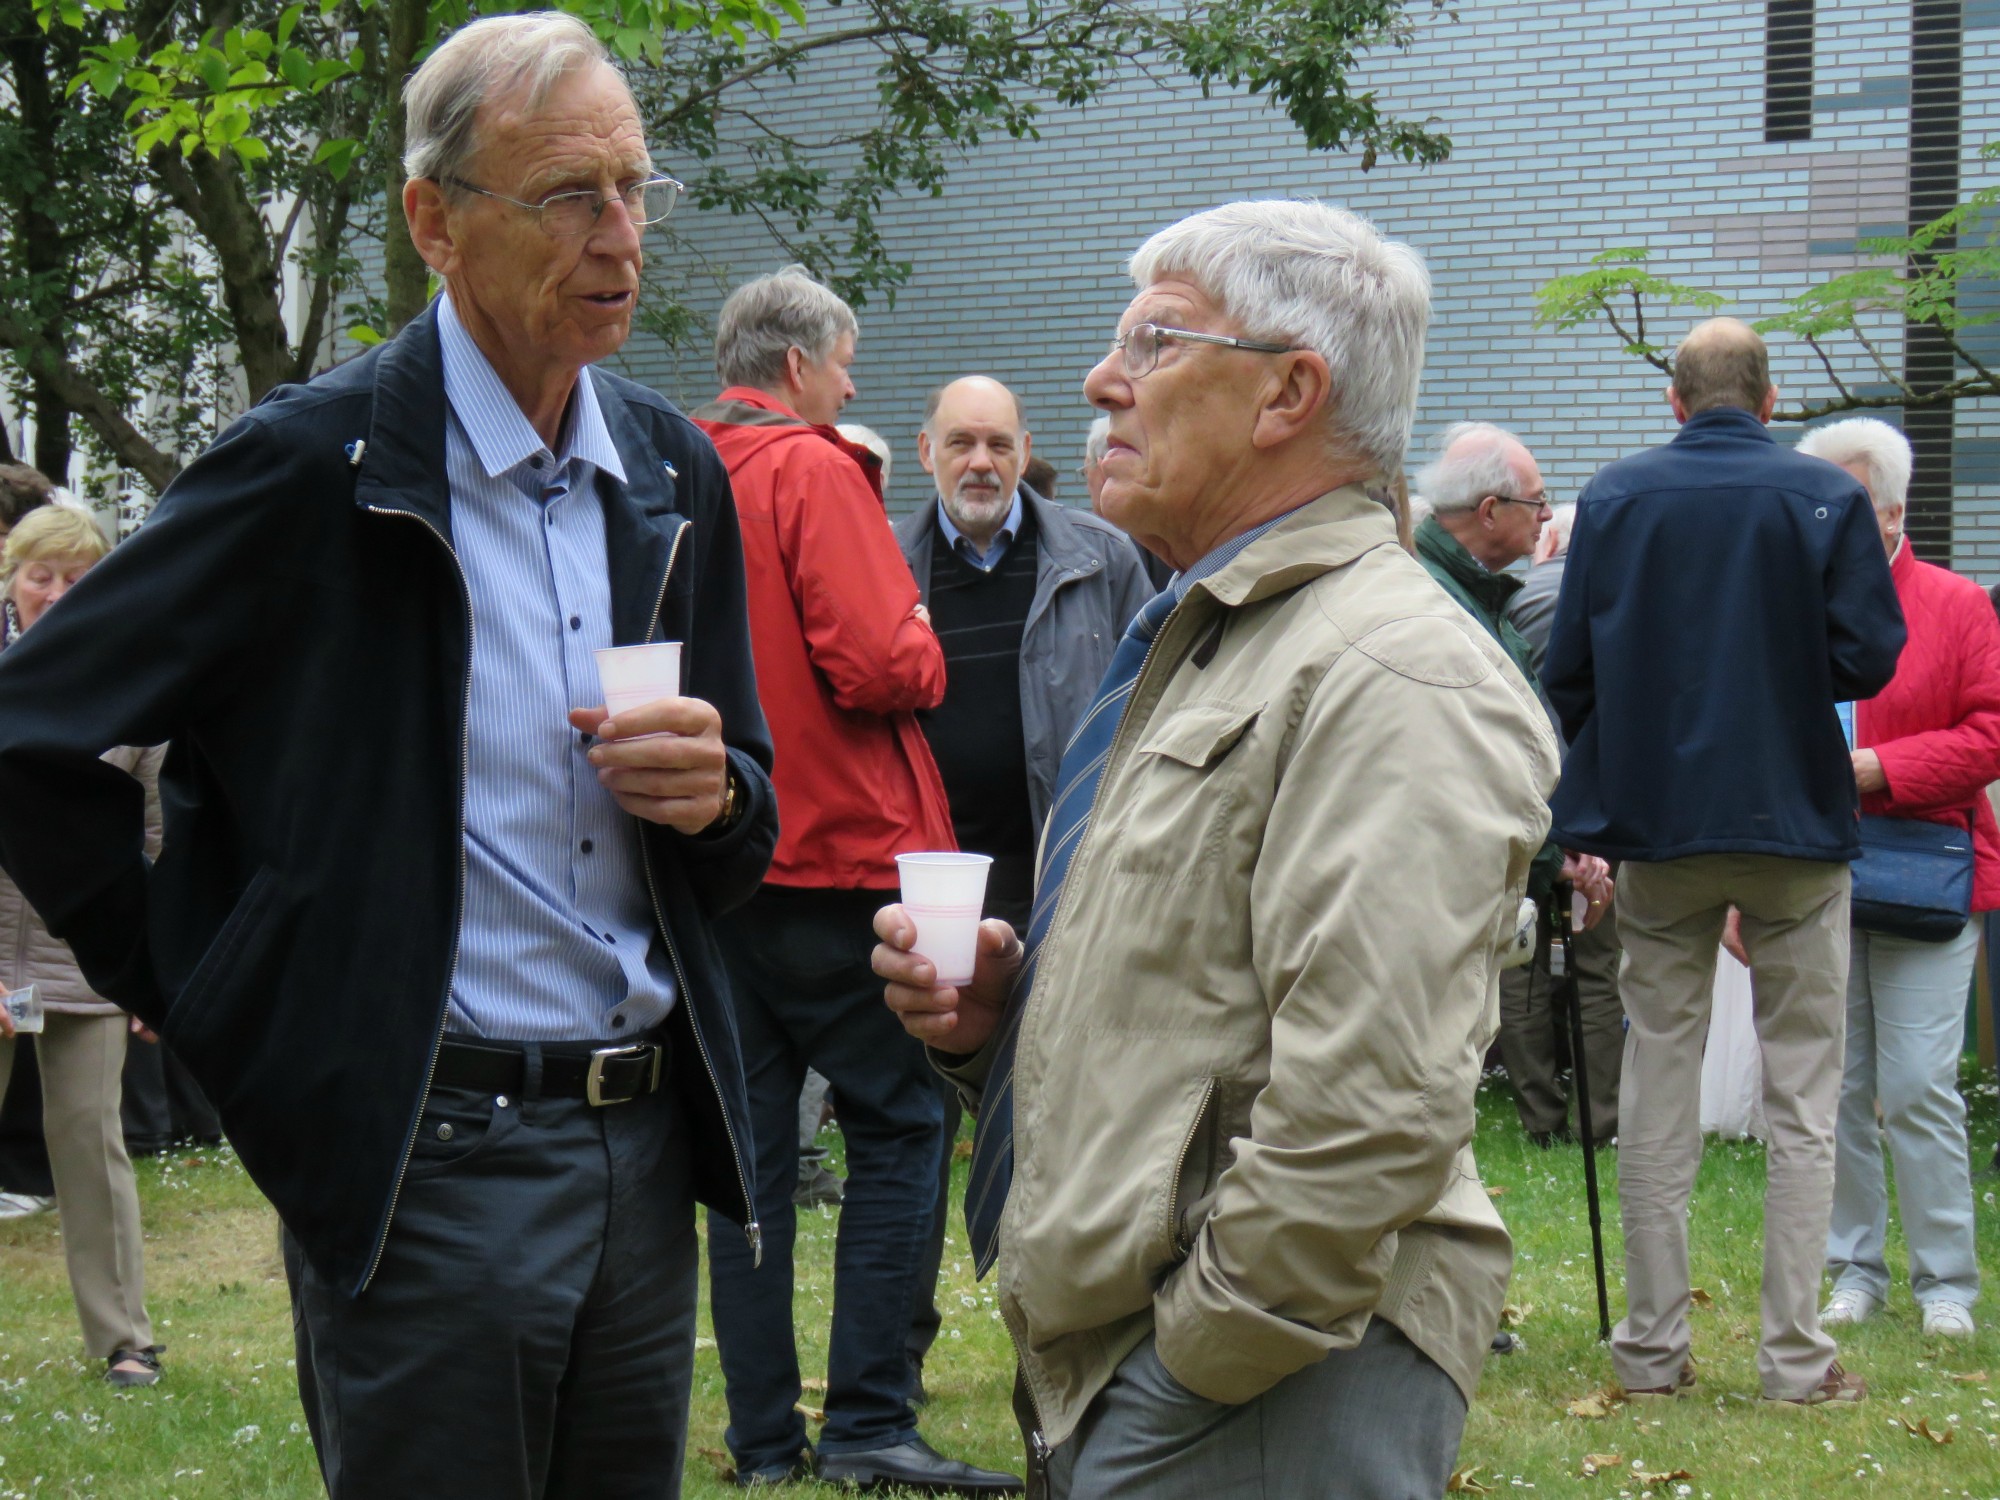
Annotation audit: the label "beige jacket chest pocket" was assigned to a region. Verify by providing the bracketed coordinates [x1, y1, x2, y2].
[1104, 700, 1265, 876]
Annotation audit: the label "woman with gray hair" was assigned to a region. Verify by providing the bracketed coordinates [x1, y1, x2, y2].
[1797, 416, 1998, 1341]
[0, 506, 164, 1387]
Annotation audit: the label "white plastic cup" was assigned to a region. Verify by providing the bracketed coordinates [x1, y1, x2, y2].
[2, 983, 43, 1035]
[595, 642, 684, 722]
[896, 852, 994, 987]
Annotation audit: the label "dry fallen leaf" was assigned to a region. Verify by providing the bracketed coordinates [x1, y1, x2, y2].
[1947, 1369, 1989, 1385]
[694, 1336, 717, 1352]
[1635, 1469, 1694, 1485]
[1567, 1386, 1625, 1420]
[1486, 1184, 1508, 1198]
[1579, 1452, 1622, 1477]
[1689, 1287, 1715, 1311]
[801, 1377, 828, 1394]
[1445, 1465, 1493, 1494]
[1499, 1302, 1533, 1328]
[1896, 1416, 1953, 1446]
[953, 1139, 973, 1161]
[794, 1403, 826, 1424]
[696, 1447, 734, 1481]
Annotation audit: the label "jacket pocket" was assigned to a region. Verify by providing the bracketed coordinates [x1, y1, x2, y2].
[162, 865, 284, 1062]
[1110, 701, 1264, 877]
[1164, 1077, 1219, 1263]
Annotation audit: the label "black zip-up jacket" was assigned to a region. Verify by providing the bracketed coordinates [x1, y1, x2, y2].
[0, 304, 777, 1295]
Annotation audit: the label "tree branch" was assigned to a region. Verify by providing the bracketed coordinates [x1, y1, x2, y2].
[0, 310, 180, 492]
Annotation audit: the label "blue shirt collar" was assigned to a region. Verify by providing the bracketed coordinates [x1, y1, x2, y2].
[437, 293, 627, 488]
[934, 489, 1025, 571]
[1171, 503, 1310, 600]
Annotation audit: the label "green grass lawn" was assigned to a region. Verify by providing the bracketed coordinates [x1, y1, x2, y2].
[2, 1069, 1997, 1499]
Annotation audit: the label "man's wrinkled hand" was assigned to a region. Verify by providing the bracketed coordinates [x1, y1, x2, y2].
[1851, 747, 1888, 795]
[874, 906, 1021, 1056]
[1561, 852, 1615, 930]
[570, 698, 728, 835]
[1722, 906, 1749, 967]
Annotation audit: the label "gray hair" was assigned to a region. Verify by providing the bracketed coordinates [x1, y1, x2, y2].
[1084, 414, 1112, 469]
[1128, 200, 1430, 475]
[836, 423, 891, 487]
[1544, 503, 1577, 556]
[1414, 422, 1529, 515]
[714, 266, 858, 389]
[1797, 418, 1912, 515]
[403, 13, 616, 184]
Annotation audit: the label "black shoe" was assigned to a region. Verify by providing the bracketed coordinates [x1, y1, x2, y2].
[907, 1361, 930, 1408]
[1490, 1330, 1519, 1355]
[815, 1435, 1024, 1495]
[733, 1448, 813, 1487]
[105, 1345, 163, 1389]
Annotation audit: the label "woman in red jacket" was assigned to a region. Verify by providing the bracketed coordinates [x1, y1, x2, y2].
[1798, 419, 1998, 1342]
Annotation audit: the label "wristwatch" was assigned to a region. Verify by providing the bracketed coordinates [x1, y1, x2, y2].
[712, 767, 742, 832]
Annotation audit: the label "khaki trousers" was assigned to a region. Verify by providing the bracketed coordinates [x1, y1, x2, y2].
[1611, 854, 1849, 1400]
[0, 1013, 153, 1358]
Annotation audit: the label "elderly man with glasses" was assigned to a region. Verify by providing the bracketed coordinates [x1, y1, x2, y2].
[0, 14, 780, 1496]
[873, 201, 1558, 1497]
[1413, 424, 1617, 1148]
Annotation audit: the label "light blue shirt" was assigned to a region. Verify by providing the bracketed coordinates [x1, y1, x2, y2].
[437, 294, 676, 1041]
[934, 491, 1025, 571]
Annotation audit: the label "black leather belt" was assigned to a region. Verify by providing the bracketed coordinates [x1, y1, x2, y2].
[433, 1035, 669, 1106]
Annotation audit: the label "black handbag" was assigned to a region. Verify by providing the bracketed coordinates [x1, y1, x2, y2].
[1849, 813, 1976, 942]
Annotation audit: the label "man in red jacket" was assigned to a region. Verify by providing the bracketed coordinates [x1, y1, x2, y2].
[693, 267, 1021, 1496]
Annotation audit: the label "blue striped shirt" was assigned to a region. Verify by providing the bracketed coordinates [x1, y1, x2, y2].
[438, 294, 677, 1041]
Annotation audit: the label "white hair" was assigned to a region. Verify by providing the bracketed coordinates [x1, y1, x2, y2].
[837, 423, 891, 486]
[1128, 200, 1430, 475]
[1414, 422, 1531, 515]
[403, 13, 617, 184]
[1544, 503, 1577, 556]
[1796, 418, 1912, 515]
[1406, 493, 1432, 530]
[1084, 414, 1112, 468]
[714, 266, 858, 389]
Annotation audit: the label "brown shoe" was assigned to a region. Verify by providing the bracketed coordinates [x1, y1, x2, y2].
[1623, 1360, 1697, 1399]
[1773, 1361, 1867, 1406]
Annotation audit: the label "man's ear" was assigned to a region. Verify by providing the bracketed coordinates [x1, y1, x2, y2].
[404, 177, 459, 278]
[1018, 430, 1033, 468]
[916, 426, 937, 475]
[1666, 386, 1690, 425]
[783, 346, 809, 398]
[1251, 351, 1332, 451]
[1757, 384, 1779, 423]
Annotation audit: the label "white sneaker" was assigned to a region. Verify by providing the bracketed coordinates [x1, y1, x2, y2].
[0, 1192, 54, 1220]
[1821, 1288, 1882, 1327]
[1921, 1300, 1976, 1339]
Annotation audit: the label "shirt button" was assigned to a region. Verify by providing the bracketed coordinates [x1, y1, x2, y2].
[612, 1015, 627, 1029]
[604, 932, 617, 944]
[580, 839, 594, 853]
[530, 454, 545, 471]
[579, 732, 592, 746]
[570, 616, 582, 631]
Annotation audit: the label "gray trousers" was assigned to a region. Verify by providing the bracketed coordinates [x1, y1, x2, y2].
[286, 1068, 698, 1499]
[1046, 1320, 1466, 1500]
[1611, 854, 1849, 1400]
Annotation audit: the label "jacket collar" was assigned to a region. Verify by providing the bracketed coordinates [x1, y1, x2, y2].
[1022, 487, 1098, 577]
[1415, 515, 1523, 612]
[1673, 406, 1776, 445]
[435, 293, 625, 486]
[1188, 486, 1399, 609]
[691, 386, 884, 499]
[1889, 531, 1913, 581]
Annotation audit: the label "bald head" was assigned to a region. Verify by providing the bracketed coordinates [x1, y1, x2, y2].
[920, 376, 1032, 547]
[1671, 317, 1775, 421]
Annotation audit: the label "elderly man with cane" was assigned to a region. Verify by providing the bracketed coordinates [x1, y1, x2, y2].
[874, 199, 1557, 1497]
[0, 15, 779, 1496]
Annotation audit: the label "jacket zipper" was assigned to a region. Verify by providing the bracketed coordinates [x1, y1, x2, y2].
[995, 594, 1185, 1451]
[356, 505, 473, 1295]
[632, 521, 763, 1265]
[1166, 1078, 1218, 1257]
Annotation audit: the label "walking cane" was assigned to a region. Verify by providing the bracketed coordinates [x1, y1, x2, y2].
[1553, 883, 1613, 1344]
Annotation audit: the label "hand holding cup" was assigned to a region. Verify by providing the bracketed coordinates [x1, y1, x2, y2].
[874, 906, 1022, 1056]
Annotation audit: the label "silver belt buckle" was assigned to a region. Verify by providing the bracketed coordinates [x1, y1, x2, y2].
[586, 1043, 661, 1107]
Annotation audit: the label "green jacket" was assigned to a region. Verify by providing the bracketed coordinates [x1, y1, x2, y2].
[1416, 516, 1566, 899]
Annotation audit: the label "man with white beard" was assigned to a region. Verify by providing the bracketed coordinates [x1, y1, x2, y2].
[893, 375, 1152, 1401]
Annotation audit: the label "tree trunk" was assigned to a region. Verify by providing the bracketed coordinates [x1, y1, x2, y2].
[0, 312, 180, 493]
[5, 24, 75, 485]
[382, 0, 430, 332]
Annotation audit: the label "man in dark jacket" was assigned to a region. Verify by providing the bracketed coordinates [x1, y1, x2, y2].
[0, 17, 778, 1496]
[1414, 425, 1616, 1149]
[1545, 318, 1905, 1408]
[892, 374, 1153, 1404]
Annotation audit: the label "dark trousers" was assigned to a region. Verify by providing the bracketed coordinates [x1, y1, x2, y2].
[1498, 899, 1625, 1137]
[121, 1036, 221, 1154]
[0, 1041, 53, 1195]
[284, 1064, 699, 1499]
[709, 885, 943, 1473]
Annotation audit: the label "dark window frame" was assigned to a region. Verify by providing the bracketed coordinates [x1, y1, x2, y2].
[1765, 0, 1815, 142]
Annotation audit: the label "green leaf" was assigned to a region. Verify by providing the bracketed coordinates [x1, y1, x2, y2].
[347, 323, 386, 346]
[277, 4, 303, 48]
[230, 136, 270, 166]
[196, 48, 230, 93]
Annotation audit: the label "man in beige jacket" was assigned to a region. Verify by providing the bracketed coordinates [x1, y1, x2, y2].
[875, 200, 1558, 1497]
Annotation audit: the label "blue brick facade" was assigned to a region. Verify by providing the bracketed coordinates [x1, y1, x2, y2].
[596, 3, 1998, 571]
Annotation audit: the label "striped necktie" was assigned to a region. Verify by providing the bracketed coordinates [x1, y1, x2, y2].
[964, 586, 1179, 1276]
